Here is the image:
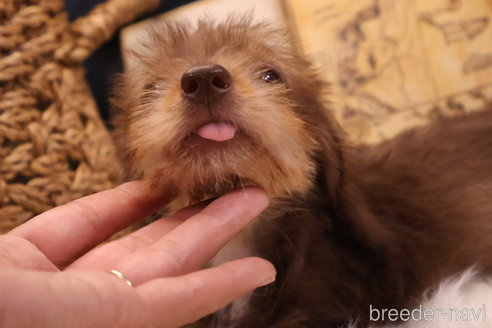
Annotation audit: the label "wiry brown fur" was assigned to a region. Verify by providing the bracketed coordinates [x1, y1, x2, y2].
[112, 18, 492, 328]
[112, 18, 328, 209]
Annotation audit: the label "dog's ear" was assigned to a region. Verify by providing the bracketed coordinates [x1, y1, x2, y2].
[298, 92, 346, 205]
[282, 51, 346, 203]
[307, 102, 399, 250]
[306, 99, 400, 250]
[313, 111, 346, 204]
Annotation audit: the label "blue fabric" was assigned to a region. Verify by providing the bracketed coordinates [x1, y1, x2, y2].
[63, 0, 195, 122]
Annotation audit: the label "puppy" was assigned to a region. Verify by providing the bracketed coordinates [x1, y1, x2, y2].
[112, 18, 492, 327]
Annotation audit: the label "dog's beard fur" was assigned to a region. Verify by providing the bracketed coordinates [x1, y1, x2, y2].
[112, 17, 492, 328]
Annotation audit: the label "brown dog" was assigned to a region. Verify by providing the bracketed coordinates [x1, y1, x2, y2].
[112, 18, 492, 328]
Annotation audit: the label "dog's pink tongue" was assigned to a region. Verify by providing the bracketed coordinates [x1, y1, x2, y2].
[198, 122, 236, 141]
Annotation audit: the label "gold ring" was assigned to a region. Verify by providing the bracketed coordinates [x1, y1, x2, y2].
[107, 269, 133, 287]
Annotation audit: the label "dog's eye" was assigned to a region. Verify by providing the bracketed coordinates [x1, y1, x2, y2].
[262, 70, 281, 83]
[143, 81, 158, 91]
[140, 81, 161, 104]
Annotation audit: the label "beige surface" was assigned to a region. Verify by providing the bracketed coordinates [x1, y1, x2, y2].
[121, 0, 285, 60]
[285, 0, 492, 143]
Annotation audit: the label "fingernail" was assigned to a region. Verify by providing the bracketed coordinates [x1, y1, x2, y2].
[259, 273, 276, 287]
[256, 259, 276, 287]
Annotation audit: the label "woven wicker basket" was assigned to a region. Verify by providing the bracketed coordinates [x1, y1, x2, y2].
[0, 0, 160, 232]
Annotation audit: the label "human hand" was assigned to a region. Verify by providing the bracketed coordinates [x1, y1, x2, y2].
[0, 181, 275, 328]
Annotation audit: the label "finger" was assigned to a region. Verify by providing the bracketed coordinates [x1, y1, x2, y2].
[0, 258, 275, 328]
[0, 234, 58, 271]
[114, 187, 269, 285]
[69, 204, 203, 270]
[9, 181, 168, 267]
[137, 257, 276, 328]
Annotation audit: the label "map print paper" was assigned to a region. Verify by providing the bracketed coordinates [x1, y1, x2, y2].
[284, 0, 492, 143]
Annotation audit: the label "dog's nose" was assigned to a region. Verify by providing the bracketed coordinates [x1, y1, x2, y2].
[181, 65, 232, 105]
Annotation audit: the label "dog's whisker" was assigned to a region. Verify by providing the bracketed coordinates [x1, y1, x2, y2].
[238, 177, 247, 194]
